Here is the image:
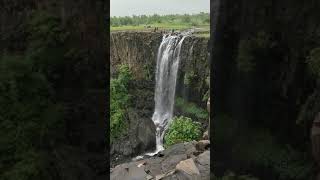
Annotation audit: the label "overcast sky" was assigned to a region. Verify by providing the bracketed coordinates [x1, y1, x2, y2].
[111, 0, 210, 17]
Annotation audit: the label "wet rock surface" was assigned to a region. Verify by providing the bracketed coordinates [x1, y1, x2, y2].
[110, 140, 210, 180]
[110, 79, 157, 167]
[110, 31, 211, 175]
[110, 108, 156, 167]
[110, 31, 210, 105]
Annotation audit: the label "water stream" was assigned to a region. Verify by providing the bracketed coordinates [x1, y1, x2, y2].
[147, 32, 191, 156]
[133, 31, 192, 160]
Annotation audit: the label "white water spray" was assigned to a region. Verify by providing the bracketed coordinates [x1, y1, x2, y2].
[146, 32, 189, 156]
[132, 31, 192, 161]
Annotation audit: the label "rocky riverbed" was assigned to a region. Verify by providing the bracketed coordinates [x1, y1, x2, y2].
[111, 138, 210, 180]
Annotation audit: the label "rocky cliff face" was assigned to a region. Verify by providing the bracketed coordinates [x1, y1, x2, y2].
[177, 36, 210, 105]
[110, 31, 210, 105]
[110, 32, 162, 80]
[110, 31, 210, 166]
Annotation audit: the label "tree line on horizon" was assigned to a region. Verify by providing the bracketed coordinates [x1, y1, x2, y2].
[110, 12, 210, 27]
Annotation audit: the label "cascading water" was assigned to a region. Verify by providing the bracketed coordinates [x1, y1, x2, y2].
[147, 32, 190, 156]
[132, 31, 192, 160]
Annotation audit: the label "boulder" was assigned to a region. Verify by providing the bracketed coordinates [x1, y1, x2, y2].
[196, 151, 210, 166]
[145, 158, 163, 175]
[175, 158, 201, 180]
[111, 108, 156, 166]
[161, 154, 188, 173]
[196, 140, 210, 151]
[196, 151, 210, 180]
[111, 142, 210, 179]
[110, 162, 148, 180]
[202, 130, 209, 140]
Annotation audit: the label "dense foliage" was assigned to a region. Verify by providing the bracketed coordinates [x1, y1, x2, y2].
[110, 64, 132, 142]
[175, 97, 208, 119]
[111, 12, 210, 27]
[236, 31, 274, 73]
[232, 130, 312, 180]
[214, 113, 313, 180]
[164, 116, 201, 147]
[0, 11, 66, 180]
[307, 47, 320, 78]
[217, 171, 259, 180]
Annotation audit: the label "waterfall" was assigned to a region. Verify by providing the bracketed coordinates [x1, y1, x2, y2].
[146, 33, 188, 156]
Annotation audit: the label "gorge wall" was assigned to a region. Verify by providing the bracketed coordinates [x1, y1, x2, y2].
[110, 31, 210, 105]
[110, 31, 210, 166]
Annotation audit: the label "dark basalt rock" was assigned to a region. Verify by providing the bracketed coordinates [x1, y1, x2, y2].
[110, 31, 210, 107]
[110, 141, 210, 180]
[110, 108, 156, 167]
[110, 32, 210, 167]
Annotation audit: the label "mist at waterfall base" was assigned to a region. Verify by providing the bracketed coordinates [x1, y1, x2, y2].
[149, 33, 186, 155]
[134, 31, 191, 160]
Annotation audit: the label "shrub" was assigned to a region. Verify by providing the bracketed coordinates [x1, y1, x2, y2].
[183, 71, 197, 86]
[218, 171, 259, 180]
[0, 10, 69, 179]
[110, 13, 210, 27]
[143, 63, 152, 81]
[0, 54, 65, 179]
[232, 130, 313, 180]
[202, 89, 209, 102]
[237, 39, 256, 73]
[213, 114, 235, 147]
[164, 116, 201, 147]
[110, 64, 132, 142]
[236, 31, 274, 73]
[175, 97, 208, 119]
[306, 47, 320, 78]
[26, 10, 69, 85]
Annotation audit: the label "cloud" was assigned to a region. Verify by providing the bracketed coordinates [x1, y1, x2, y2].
[111, 0, 210, 17]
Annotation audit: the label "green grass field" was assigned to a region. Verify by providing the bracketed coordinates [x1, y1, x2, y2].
[111, 13, 210, 37]
[110, 23, 210, 38]
[111, 23, 209, 30]
[193, 30, 210, 38]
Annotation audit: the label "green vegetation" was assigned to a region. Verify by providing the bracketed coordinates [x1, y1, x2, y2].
[217, 171, 259, 180]
[111, 24, 198, 31]
[143, 63, 153, 81]
[297, 90, 320, 126]
[237, 31, 274, 73]
[164, 116, 201, 147]
[110, 13, 210, 32]
[0, 11, 66, 180]
[111, 13, 209, 27]
[175, 97, 208, 119]
[236, 39, 256, 73]
[110, 64, 132, 142]
[307, 47, 320, 78]
[296, 47, 320, 126]
[26, 11, 70, 85]
[202, 89, 210, 102]
[194, 31, 210, 38]
[202, 76, 210, 102]
[214, 114, 235, 146]
[214, 113, 313, 180]
[232, 130, 312, 180]
[184, 70, 197, 86]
